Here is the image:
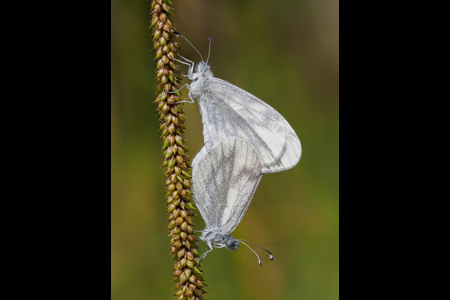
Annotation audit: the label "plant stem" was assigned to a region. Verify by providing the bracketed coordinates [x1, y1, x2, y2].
[149, 1, 206, 299]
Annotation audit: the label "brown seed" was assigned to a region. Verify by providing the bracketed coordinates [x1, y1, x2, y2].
[180, 221, 188, 231]
[180, 258, 187, 268]
[153, 4, 161, 13]
[194, 289, 204, 297]
[162, 31, 170, 41]
[156, 58, 165, 70]
[188, 275, 197, 284]
[162, 3, 170, 12]
[171, 144, 178, 154]
[175, 217, 184, 226]
[150, 16, 159, 28]
[184, 268, 192, 279]
[163, 24, 171, 33]
[164, 83, 172, 92]
[173, 240, 182, 249]
[167, 51, 175, 60]
[185, 216, 194, 225]
[159, 36, 167, 46]
[166, 220, 176, 229]
[186, 251, 195, 261]
[186, 259, 194, 269]
[153, 30, 162, 41]
[191, 249, 199, 257]
[185, 288, 193, 297]
[169, 60, 179, 72]
[161, 55, 169, 65]
[179, 272, 187, 283]
[168, 123, 175, 134]
[170, 105, 178, 115]
[175, 281, 183, 290]
[167, 204, 175, 213]
[156, 67, 164, 78]
[174, 165, 181, 175]
[177, 247, 186, 259]
[167, 95, 176, 104]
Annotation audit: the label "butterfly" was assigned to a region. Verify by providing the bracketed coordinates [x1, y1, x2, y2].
[192, 138, 273, 265]
[172, 34, 302, 174]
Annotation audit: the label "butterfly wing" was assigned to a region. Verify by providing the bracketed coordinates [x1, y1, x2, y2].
[191, 145, 207, 170]
[197, 77, 301, 174]
[192, 138, 262, 235]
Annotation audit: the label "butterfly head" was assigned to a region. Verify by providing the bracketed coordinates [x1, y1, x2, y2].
[225, 237, 240, 251]
[195, 61, 212, 75]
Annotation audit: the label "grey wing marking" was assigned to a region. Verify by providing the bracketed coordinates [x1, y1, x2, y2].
[198, 90, 278, 159]
[217, 139, 262, 234]
[192, 144, 226, 229]
[192, 138, 263, 235]
[199, 78, 301, 173]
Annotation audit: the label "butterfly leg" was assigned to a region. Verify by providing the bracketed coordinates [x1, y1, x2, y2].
[173, 57, 192, 67]
[169, 83, 190, 93]
[167, 84, 195, 104]
[178, 55, 196, 76]
[198, 241, 214, 264]
[173, 57, 195, 77]
[177, 54, 194, 63]
[177, 97, 195, 104]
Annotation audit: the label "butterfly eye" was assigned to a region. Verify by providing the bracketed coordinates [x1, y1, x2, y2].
[227, 240, 240, 250]
[195, 62, 205, 73]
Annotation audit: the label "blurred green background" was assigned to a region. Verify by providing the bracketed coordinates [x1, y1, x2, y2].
[111, 0, 338, 299]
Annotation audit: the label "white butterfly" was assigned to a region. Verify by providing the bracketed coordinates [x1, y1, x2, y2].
[173, 35, 302, 174]
[192, 138, 273, 265]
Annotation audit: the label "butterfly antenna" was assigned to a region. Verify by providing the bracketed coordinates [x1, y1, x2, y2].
[239, 239, 274, 261]
[173, 31, 204, 62]
[239, 240, 263, 266]
[205, 38, 212, 65]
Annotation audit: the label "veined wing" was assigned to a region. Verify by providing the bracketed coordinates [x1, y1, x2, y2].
[198, 77, 301, 174]
[192, 138, 262, 235]
[191, 145, 207, 170]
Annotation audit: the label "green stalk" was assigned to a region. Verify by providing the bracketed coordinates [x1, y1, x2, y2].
[149, 1, 206, 299]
